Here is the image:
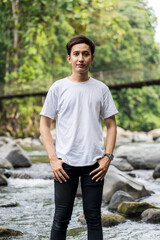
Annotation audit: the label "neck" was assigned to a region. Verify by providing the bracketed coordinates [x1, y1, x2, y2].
[69, 72, 89, 83]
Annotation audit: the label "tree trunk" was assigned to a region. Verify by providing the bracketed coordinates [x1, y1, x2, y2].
[11, 0, 19, 73]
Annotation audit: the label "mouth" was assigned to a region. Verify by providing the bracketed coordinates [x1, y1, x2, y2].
[77, 64, 85, 68]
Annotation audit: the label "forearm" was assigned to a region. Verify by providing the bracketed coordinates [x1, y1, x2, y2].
[90, 117, 117, 181]
[40, 116, 69, 182]
[104, 116, 117, 154]
[40, 117, 58, 161]
[105, 125, 117, 153]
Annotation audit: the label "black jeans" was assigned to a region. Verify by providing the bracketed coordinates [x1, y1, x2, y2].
[50, 162, 104, 240]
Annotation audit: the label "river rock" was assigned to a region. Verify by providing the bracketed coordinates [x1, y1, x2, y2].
[78, 214, 86, 225]
[0, 142, 32, 168]
[115, 143, 160, 169]
[0, 201, 18, 207]
[0, 136, 14, 146]
[7, 163, 53, 180]
[16, 137, 42, 147]
[78, 212, 125, 227]
[0, 157, 13, 169]
[116, 127, 132, 143]
[141, 208, 160, 223]
[117, 201, 158, 216]
[102, 212, 125, 226]
[76, 165, 150, 201]
[0, 227, 23, 237]
[108, 190, 134, 211]
[152, 164, 160, 179]
[0, 174, 8, 186]
[132, 131, 152, 142]
[148, 128, 160, 141]
[0, 169, 11, 178]
[155, 137, 160, 142]
[103, 165, 150, 202]
[11, 172, 33, 179]
[111, 158, 134, 171]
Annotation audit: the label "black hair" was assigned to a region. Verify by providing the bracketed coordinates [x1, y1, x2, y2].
[66, 35, 95, 56]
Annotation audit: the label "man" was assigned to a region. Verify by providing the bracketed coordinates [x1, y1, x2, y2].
[40, 35, 118, 240]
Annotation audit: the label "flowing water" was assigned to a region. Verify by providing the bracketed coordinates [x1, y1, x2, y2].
[0, 146, 160, 240]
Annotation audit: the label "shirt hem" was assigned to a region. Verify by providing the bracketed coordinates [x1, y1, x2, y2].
[57, 153, 104, 167]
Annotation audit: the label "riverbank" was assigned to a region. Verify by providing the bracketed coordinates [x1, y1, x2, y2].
[0, 130, 160, 239]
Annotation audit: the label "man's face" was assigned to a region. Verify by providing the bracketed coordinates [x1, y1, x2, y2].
[67, 43, 94, 74]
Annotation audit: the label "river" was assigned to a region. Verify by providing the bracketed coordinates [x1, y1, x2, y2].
[0, 145, 160, 240]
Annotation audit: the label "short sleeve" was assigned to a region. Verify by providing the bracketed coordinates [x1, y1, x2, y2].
[100, 87, 118, 119]
[40, 86, 58, 119]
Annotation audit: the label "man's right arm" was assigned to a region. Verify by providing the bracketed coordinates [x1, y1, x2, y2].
[40, 115, 69, 183]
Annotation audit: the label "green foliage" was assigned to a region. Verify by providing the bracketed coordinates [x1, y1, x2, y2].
[0, 0, 160, 136]
[0, 97, 42, 137]
[0, 0, 159, 85]
[112, 86, 160, 131]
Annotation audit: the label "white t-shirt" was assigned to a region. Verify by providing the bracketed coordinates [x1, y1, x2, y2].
[40, 77, 118, 166]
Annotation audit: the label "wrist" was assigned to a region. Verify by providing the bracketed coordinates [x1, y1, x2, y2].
[103, 156, 111, 162]
[103, 153, 114, 161]
[49, 155, 58, 162]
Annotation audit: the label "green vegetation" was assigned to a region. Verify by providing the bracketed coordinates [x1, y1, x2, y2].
[0, 0, 160, 137]
[113, 86, 160, 131]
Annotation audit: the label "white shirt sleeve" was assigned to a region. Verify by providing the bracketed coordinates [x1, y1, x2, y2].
[100, 87, 118, 119]
[40, 86, 58, 119]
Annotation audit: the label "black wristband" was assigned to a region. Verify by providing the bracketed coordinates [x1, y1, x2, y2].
[104, 153, 114, 161]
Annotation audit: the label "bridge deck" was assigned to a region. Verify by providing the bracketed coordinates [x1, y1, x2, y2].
[0, 66, 160, 99]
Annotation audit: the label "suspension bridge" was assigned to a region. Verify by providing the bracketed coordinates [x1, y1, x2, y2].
[0, 65, 160, 100]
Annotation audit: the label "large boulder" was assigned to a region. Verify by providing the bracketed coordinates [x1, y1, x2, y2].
[141, 208, 160, 223]
[76, 165, 150, 202]
[116, 128, 152, 143]
[152, 164, 160, 179]
[0, 142, 31, 168]
[111, 158, 134, 171]
[116, 127, 132, 143]
[115, 143, 160, 169]
[148, 128, 160, 141]
[0, 227, 23, 237]
[108, 190, 134, 211]
[117, 201, 158, 216]
[132, 131, 152, 142]
[103, 165, 150, 202]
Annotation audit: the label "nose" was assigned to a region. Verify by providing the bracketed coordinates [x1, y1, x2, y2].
[78, 53, 84, 62]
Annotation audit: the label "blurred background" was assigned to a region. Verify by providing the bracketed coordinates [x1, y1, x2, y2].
[0, 0, 160, 137]
[1, 1, 160, 240]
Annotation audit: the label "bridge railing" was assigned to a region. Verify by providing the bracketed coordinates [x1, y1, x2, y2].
[92, 65, 160, 85]
[0, 65, 160, 99]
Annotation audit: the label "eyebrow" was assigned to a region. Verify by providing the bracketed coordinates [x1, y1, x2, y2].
[73, 50, 90, 53]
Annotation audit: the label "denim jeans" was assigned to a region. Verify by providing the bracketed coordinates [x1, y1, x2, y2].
[50, 162, 104, 240]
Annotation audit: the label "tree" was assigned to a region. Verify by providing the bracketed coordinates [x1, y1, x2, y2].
[0, 0, 160, 136]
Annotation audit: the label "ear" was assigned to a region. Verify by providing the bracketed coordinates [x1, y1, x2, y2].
[67, 55, 71, 64]
[91, 55, 94, 64]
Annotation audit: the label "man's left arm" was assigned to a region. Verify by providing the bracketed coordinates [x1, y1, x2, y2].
[90, 115, 117, 181]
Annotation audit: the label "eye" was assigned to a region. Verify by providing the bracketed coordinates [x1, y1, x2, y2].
[83, 52, 89, 56]
[73, 52, 79, 56]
